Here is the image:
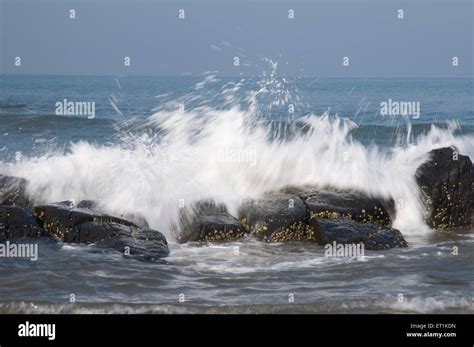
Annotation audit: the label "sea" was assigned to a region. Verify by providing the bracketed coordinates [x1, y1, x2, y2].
[0, 74, 472, 313]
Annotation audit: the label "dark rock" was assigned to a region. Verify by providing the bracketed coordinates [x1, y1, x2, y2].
[76, 200, 97, 209]
[416, 147, 472, 229]
[76, 200, 149, 228]
[117, 212, 150, 229]
[311, 217, 408, 250]
[31, 201, 169, 259]
[177, 200, 245, 243]
[280, 186, 393, 226]
[0, 205, 46, 240]
[64, 221, 169, 260]
[0, 197, 168, 259]
[238, 194, 314, 242]
[33, 202, 138, 239]
[305, 190, 393, 226]
[0, 175, 30, 207]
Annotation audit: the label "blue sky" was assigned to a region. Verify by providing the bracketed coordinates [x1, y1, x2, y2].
[1, 0, 472, 77]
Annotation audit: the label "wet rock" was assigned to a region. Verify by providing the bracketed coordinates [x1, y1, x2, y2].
[32, 201, 169, 259]
[64, 221, 169, 260]
[177, 200, 245, 243]
[238, 194, 314, 242]
[76, 200, 97, 209]
[0, 197, 168, 259]
[280, 186, 393, 226]
[305, 190, 393, 226]
[117, 212, 150, 229]
[0, 205, 46, 240]
[416, 147, 472, 229]
[33, 201, 138, 239]
[76, 200, 149, 228]
[0, 175, 30, 207]
[311, 217, 407, 250]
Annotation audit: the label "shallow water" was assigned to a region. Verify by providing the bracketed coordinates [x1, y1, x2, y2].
[0, 231, 472, 314]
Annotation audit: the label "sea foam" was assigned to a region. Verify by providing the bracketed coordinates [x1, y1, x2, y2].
[1, 68, 473, 241]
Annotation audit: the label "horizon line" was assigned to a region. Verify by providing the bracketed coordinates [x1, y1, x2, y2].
[1, 73, 473, 79]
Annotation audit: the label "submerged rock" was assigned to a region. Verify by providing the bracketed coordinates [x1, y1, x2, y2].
[0, 175, 30, 207]
[311, 217, 407, 250]
[0, 205, 46, 240]
[177, 200, 245, 243]
[416, 147, 472, 229]
[238, 194, 314, 242]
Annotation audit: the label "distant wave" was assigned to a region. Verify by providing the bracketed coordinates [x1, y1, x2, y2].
[0, 113, 117, 124]
[0, 103, 27, 109]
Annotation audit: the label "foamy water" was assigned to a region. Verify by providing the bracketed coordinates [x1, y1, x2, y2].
[1, 72, 473, 314]
[1, 73, 473, 241]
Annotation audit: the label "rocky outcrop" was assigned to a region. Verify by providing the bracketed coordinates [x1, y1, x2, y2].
[280, 186, 394, 226]
[238, 194, 315, 242]
[31, 201, 169, 259]
[0, 175, 30, 207]
[308, 192, 392, 226]
[74, 200, 149, 229]
[0, 172, 409, 251]
[235, 190, 406, 249]
[64, 221, 169, 260]
[33, 201, 139, 239]
[416, 147, 472, 229]
[310, 217, 407, 250]
[0, 206, 46, 240]
[177, 200, 245, 243]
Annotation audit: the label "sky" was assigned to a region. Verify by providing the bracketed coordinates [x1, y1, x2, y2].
[1, 0, 473, 77]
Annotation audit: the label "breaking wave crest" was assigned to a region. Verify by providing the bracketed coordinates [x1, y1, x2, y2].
[1, 68, 473, 240]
